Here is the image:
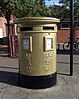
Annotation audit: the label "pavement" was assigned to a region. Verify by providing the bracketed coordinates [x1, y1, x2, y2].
[0, 52, 79, 99]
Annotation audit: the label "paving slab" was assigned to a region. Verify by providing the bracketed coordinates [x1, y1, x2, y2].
[1, 74, 76, 99]
[0, 54, 79, 99]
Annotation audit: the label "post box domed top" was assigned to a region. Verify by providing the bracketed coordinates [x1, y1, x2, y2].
[15, 17, 60, 24]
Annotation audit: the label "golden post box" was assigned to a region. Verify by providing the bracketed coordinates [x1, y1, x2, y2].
[15, 17, 60, 89]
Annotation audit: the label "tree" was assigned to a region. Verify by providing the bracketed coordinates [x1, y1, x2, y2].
[49, 4, 70, 20]
[59, 0, 70, 7]
[74, 0, 79, 19]
[12, 0, 51, 18]
[59, 0, 79, 20]
[0, 0, 51, 56]
[0, 0, 51, 23]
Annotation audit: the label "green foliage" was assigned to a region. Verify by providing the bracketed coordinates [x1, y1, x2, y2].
[0, 0, 51, 19]
[59, 0, 79, 20]
[13, 0, 51, 18]
[0, 0, 16, 20]
[59, 0, 70, 6]
[74, 0, 79, 19]
[49, 4, 70, 20]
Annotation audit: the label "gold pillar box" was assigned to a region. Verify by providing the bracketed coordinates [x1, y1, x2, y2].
[15, 17, 60, 89]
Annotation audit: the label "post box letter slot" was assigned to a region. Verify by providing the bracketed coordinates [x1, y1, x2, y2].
[43, 27, 54, 30]
[20, 27, 33, 31]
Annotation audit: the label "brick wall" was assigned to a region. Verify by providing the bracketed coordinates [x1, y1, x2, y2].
[57, 21, 79, 43]
[57, 29, 70, 43]
[75, 29, 79, 42]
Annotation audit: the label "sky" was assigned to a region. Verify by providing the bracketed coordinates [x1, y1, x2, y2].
[45, 0, 60, 6]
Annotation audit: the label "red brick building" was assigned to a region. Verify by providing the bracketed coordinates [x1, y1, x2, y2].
[57, 20, 79, 43]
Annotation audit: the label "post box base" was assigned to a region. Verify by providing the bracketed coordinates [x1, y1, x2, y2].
[18, 72, 57, 89]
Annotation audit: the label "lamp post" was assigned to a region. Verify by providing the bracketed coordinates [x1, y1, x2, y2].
[70, 0, 74, 76]
[62, 0, 74, 75]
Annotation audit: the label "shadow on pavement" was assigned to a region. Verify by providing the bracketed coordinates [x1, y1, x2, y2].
[57, 50, 70, 55]
[0, 71, 19, 86]
[0, 70, 71, 87]
[57, 50, 79, 55]
[57, 72, 70, 76]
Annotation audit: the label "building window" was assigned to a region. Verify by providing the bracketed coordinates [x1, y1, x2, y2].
[60, 23, 69, 29]
[75, 23, 79, 29]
